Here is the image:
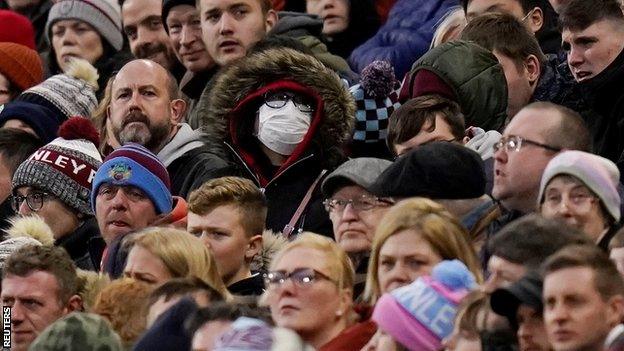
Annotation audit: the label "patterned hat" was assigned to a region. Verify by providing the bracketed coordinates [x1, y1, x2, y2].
[349, 61, 401, 143]
[15, 58, 99, 121]
[92, 144, 172, 215]
[12, 117, 103, 216]
[0, 42, 43, 92]
[46, 0, 123, 51]
[0, 236, 41, 270]
[29, 312, 123, 351]
[373, 260, 476, 351]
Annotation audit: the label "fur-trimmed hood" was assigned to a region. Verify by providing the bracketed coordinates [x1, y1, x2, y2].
[251, 229, 288, 273]
[197, 48, 355, 171]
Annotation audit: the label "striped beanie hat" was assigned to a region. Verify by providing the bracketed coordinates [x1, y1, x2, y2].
[45, 0, 123, 51]
[373, 260, 476, 351]
[91, 144, 172, 214]
[12, 117, 103, 215]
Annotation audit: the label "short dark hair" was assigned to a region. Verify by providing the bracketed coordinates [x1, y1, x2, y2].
[387, 94, 465, 154]
[523, 101, 591, 152]
[3, 245, 78, 305]
[559, 0, 624, 31]
[489, 214, 592, 270]
[543, 244, 624, 301]
[461, 12, 547, 68]
[184, 299, 271, 335]
[0, 128, 43, 174]
[148, 276, 225, 308]
[461, 0, 542, 13]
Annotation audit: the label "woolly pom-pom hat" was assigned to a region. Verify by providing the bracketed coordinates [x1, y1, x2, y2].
[538, 150, 621, 222]
[349, 61, 401, 143]
[12, 117, 103, 216]
[0, 42, 43, 92]
[373, 260, 476, 351]
[91, 144, 172, 215]
[15, 58, 99, 121]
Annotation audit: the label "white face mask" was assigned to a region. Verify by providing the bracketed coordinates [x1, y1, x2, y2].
[256, 100, 312, 156]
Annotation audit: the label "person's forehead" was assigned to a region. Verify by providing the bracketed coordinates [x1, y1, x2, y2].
[562, 19, 614, 41]
[113, 61, 169, 89]
[122, 0, 162, 19]
[332, 184, 370, 198]
[274, 246, 328, 271]
[467, 0, 523, 15]
[2, 271, 60, 296]
[504, 107, 558, 140]
[201, 0, 261, 11]
[188, 205, 244, 229]
[168, 4, 199, 20]
[544, 266, 596, 293]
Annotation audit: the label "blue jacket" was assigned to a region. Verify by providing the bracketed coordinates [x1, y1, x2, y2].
[348, 0, 459, 79]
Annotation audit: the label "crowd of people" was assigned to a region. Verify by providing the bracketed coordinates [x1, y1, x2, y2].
[0, 0, 624, 349]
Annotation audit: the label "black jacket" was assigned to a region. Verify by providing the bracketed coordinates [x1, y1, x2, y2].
[197, 48, 355, 237]
[56, 217, 101, 271]
[227, 273, 265, 296]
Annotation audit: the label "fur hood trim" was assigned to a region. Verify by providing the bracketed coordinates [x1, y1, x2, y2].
[5, 215, 54, 246]
[251, 229, 288, 272]
[197, 48, 355, 169]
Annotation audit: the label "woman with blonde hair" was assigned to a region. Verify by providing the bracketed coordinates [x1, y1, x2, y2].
[263, 232, 375, 350]
[363, 198, 483, 304]
[123, 227, 229, 298]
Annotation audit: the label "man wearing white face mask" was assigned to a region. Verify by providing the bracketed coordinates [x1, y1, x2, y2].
[196, 47, 355, 238]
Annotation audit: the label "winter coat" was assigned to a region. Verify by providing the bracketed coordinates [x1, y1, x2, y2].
[157, 123, 237, 200]
[533, 54, 587, 113]
[348, 0, 459, 79]
[180, 68, 217, 129]
[55, 217, 101, 271]
[576, 48, 624, 167]
[402, 40, 508, 132]
[197, 48, 355, 237]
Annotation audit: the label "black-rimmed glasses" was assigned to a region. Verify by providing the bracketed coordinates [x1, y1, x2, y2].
[493, 135, 561, 153]
[11, 192, 52, 212]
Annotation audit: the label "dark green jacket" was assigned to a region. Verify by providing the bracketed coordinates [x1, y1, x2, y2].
[403, 40, 508, 132]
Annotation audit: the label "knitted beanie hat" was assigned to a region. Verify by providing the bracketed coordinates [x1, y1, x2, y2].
[349, 61, 401, 143]
[12, 117, 103, 216]
[46, 0, 123, 51]
[214, 317, 312, 351]
[373, 260, 476, 351]
[0, 42, 43, 92]
[0, 101, 63, 143]
[0, 10, 37, 49]
[538, 150, 621, 222]
[29, 312, 123, 351]
[91, 144, 172, 215]
[15, 58, 99, 121]
[162, 0, 196, 32]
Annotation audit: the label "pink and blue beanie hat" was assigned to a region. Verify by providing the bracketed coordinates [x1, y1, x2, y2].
[372, 260, 476, 351]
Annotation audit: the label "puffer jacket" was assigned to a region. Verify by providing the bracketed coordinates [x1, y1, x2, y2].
[349, 0, 459, 79]
[196, 48, 355, 237]
[401, 40, 508, 132]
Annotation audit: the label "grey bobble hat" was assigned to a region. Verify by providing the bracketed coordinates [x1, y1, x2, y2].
[46, 0, 123, 51]
[321, 157, 392, 197]
[12, 117, 103, 216]
[0, 236, 41, 270]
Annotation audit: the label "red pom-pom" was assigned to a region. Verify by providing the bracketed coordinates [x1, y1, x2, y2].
[57, 116, 100, 148]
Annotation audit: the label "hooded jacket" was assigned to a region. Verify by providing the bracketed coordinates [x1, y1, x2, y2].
[197, 48, 355, 236]
[402, 40, 508, 132]
[157, 123, 237, 199]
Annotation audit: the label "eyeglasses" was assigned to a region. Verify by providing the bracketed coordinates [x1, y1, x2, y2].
[11, 192, 52, 212]
[264, 91, 314, 113]
[493, 135, 561, 153]
[323, 195, 393, 213]
[542, 190, 597, 210]
[265, 268, 334, 288]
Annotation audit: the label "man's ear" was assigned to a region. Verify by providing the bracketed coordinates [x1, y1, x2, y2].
[265, 10, 278, 32]
[607, 295, 624, 327]
[525, 54, 541, 86]
[245, 234, 263, 262]
[170, 99, 187, 125]
[527, 7, 544, 33]
[65, 294, 83, 313]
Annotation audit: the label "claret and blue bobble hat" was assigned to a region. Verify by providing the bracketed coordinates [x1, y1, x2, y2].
[91, 144, 173, 215]
[372, 260, 476, 351]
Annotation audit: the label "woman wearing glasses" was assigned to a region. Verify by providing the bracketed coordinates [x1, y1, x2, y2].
[538, 151, 621, 250]
[10, 117, 103, 270]
[363, 198, 483, 306]
[263, 233, 375, 350]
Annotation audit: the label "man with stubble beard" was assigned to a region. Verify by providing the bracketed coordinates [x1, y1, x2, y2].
[122, 0, 185, 79]
[106, 59, 235, 199]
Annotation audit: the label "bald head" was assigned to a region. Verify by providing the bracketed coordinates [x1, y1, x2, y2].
[114, 59, 180, 100]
